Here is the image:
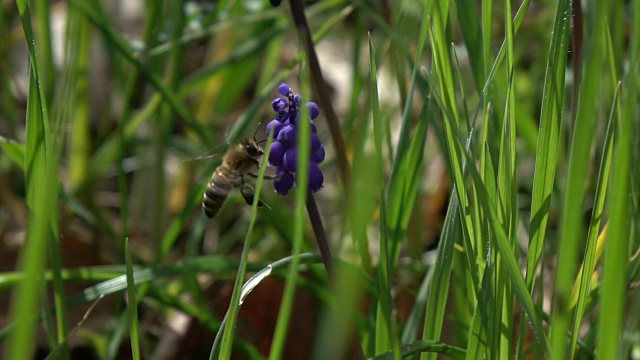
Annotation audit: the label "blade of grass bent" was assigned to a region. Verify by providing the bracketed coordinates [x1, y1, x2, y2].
[210, 254, 325, 358]
[371, 340, 466, 360]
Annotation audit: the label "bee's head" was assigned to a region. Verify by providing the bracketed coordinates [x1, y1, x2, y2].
[242, 138, 264, 159]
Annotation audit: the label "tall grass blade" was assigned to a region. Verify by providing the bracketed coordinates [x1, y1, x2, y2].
[451, 131, 551, 353]
[429, 0, 481, 298]
[216, 127, 274, 359]
[569, 80, 619, 354]
[465, 265, 492, 360]
[6, 2, 61, 359]
[549, 1, 611, 358]
[268, 79, 312, 360]
[453, 0, 485, 90]
[525, 0, 571, 293]
[401, 258, 436, 344]
[368, 33, 394, 357]
[385, 0, 431, 261]
[421, 194, 460, 360]
[377, 1, 431, 357]
[494, 0, 517, 356]
[34, 0, 54, 99]
[595, 1, 639, 357]
[125, 238, 141, 360]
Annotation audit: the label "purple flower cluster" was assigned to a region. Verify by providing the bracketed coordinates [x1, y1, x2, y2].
[266, 83, 325, 195]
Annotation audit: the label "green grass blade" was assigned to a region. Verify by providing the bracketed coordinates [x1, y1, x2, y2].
[517, 0, 570, 356]
[428, 0, 481, 299]
[64, 3, 92, 191]
[106, 311, 129, 360]
[549, 1, 612, 358]
[210, 254, 325, 357]
[472, 165, 550, 353]
[525, 0, 571, 293]
[568, 81, 618, 354]
[6, 2, 60, 359]
[421, 193, 460, 360]
[125, 238, 141, 360]
[370, 340, 466, 360]
[454, 0, 485, 91]
[494, 0, 517, 356]
[368, 34, 394, 357]
[34, 0, 54, 99]
[481, 0, 493, 81]
[268, 79, 312, 360]
[450, 131, 551, 353]
[595, 1, 640, 357]
[401, 258, 436, 344]
[386, 0, 431, 261]
[217, 126, 275, 360]
[465, 265, 491, 360]
[0, 136, 25, 170]
[8, 65, 47, 360]
[376, 1, 431, 356]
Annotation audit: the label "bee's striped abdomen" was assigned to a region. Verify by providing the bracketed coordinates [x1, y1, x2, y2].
[202, 168, 240, 218]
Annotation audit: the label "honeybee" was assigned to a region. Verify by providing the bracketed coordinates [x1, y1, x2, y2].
[202, 134, 272, 218]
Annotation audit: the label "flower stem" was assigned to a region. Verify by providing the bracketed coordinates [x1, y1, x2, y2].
[306, 190, 334, 278]
[288, 0, 350, 186]
[306, 190, 366, 360]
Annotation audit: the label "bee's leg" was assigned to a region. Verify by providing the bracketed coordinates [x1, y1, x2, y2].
[240, 182, 271, 209]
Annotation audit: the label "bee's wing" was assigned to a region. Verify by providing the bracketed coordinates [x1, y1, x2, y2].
[181, 140, 229, 164]
[181, 151, 222, 163]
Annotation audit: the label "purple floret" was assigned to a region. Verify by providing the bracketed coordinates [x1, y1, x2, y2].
[266, 82, 326, 195]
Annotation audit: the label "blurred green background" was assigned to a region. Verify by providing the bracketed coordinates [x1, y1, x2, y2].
[0, 0, 638, 359]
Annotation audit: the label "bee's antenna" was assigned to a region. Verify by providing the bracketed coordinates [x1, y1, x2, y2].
[253, 122, 262, 142]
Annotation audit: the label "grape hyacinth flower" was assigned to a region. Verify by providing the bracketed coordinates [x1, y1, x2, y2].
[266, 83, 325, 195]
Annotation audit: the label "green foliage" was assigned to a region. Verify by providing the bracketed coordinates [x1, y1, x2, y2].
[0, 0, 638, 359]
